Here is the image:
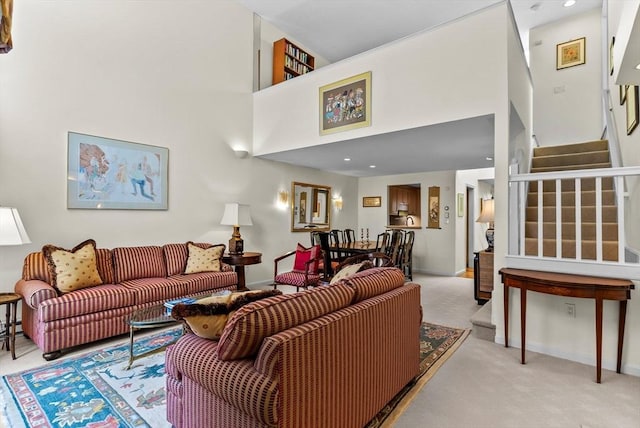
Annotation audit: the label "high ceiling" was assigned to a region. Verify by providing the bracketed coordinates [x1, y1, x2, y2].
[238, 0, 603, 176]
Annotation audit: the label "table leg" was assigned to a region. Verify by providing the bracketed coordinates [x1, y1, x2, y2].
[127, 325, 135, 370]
[10, 301, 17, 360]
[617, 300, 627, 374]
[235, 266, 248, 291]
[595, 297, 603, 383]
[503, 284, 510, 348]
[3, 303, 9, 351]
[520, 288, 527, 364]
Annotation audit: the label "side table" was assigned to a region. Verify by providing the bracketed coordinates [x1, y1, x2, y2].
[0, 292, 21, 360]
[222, 252, 262, 291]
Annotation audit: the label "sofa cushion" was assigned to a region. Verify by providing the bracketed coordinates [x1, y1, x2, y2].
[184, 242, 225, 274]
[343, 267, 406, 303]
[217, 282, 355, 361]
[119, 277, 183, 304]
[329, 260, 373, 285]
[113, 246, 167, 283]
[23, 248, 114, 286]
[293, 243, 320, 274]
[170, 271, 238, 296]
[163, 242, 227, 276]
[42, 239, 104, 294]
[38, 283, 136, 322]
[171, 290, 282, 340]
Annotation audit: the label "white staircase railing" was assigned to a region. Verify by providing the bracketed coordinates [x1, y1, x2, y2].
[506, 166, 640, 279]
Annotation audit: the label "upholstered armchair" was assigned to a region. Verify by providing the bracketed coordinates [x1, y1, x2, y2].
[273, 244, 323, 291]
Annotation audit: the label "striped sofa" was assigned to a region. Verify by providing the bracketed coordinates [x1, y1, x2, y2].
[165, 267, 422, 428]
[14, 242, 238, 360]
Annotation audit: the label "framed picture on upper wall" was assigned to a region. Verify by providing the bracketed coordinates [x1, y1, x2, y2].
[620, 84, 628, 105]
[320, 71, 371, 135]
[627, 85, 639, 135]
[556, 37, 586, 70]
[67, 132, 169, 210]
[362, 196, 381, 207]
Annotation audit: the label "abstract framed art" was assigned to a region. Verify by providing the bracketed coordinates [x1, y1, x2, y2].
[556, 37, 585, 70]
[320, 71, 371, 135]
[67, 132, 168, 210]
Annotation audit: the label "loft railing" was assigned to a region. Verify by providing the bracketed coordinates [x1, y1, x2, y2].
[506, 166, 640, 279]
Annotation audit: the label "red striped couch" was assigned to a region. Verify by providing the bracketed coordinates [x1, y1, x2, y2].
[14, 243, 238, 360]
[165, 267, 422, 428]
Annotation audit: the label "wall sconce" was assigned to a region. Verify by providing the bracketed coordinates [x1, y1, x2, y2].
[234, 149, 249, 159]
[278, 190, 289, 205]
[333, 196, 343, 211]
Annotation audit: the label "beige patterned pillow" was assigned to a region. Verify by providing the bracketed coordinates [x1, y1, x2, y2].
[184, 242, 225, 274]
[42, 239, 103, 294]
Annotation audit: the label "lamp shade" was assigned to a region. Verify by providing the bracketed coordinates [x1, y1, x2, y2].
[220, 203, 252, 226]
[476, 199, 495, 223]
[0, 207, 31, 245]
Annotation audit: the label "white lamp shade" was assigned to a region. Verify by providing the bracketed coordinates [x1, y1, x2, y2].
[476, 199, 495, 223]
[0, 207, 31, 245]
[220, 203, 253, 226]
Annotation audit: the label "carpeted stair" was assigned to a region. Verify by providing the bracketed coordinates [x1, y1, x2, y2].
[525, 139, 619, 261]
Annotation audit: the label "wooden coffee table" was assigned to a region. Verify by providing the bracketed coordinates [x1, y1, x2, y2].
[126, 304, 181, 369]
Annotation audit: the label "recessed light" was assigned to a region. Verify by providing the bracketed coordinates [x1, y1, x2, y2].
[344, 158, 351, 161]
[563, 0, 576, 7]
[369, 165, 376, 168]
[636, 63, 640, 70]
[486, 157, 493, 161]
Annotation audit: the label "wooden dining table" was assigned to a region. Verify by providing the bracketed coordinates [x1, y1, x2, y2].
[332, 241, 379, 254]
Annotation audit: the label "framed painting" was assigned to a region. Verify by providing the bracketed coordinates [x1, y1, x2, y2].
[67, 132, 168, 210]
[427, 186, 440, 229]
[620, 84, 628, 105]
[627, 85, 639, 135]
[320, 71, 371, 135]
[609, 36, 615, 76]
[556, 37, 585, 70]
[457, 193, 464, 217]
[362, 196, 381, 207]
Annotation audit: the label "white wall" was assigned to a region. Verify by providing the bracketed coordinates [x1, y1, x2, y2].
[530, 8, 603, 146]
[253, 4, 510, 156]
[0, 0, 357, 298]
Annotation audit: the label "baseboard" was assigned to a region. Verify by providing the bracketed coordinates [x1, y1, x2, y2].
[494, 335, 640, 377]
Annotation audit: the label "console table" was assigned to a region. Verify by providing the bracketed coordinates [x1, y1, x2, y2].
[499, 268, 634, 383]
[222, 252, 262, 291]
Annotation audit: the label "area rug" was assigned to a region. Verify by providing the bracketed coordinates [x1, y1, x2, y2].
[0, 322, 468, 428]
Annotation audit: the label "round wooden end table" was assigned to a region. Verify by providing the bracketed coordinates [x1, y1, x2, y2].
[222, 252, 262, 291]
[0, 292, 21, 360]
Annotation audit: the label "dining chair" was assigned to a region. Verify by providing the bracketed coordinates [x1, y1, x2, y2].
[399, 230, 415, 280]
[329, 229, 345, 262]
[386, 230, 405, 268]
[310, 231, 321, 246]
[375, 232, 389, 253]
[317, 231, 337, 279]
[343, 228, 356, 243]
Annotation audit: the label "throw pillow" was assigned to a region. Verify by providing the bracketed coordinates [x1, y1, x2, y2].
[171, 289, 282, 340]
[184, 242, 225, 274]
[42, 239, 103, 294]
[293, 243, 320, 274]
[329, 260, 373, 285]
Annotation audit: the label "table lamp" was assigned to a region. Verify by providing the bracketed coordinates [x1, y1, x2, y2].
[220, 203, 252, 255]
[0, 207, 31, 246]
[476, 198, 494, 252]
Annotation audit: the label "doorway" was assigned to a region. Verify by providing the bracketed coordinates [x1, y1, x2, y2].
[466, 186, 475, 270]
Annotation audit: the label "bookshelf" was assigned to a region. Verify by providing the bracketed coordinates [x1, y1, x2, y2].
[272, 38, 315, 85]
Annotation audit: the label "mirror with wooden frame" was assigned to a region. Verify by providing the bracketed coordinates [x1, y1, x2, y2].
[291, 181, 331, 232]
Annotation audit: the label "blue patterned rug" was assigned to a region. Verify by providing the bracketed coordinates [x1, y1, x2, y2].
[0, 327, 182, 428]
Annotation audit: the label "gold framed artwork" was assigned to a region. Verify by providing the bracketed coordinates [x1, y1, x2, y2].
[457, 193, 464, 217]
[320, 71, 371, 135]
[427, 186, 440, 229]
[620, 84, 628, 105]
[556, 37, 585, 70]
[627, 85, 638, 135]
[362, 196, 381, 207]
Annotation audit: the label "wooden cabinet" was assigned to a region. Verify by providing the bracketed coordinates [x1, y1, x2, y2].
[388, 185, 420, 215]
[272, 38, 315, 85]
[474, 251, 494, 304]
